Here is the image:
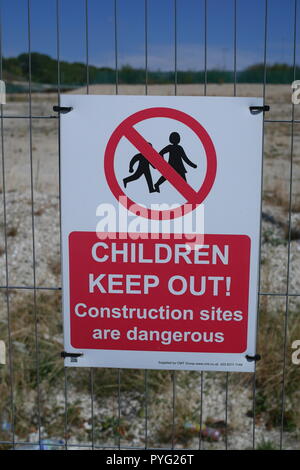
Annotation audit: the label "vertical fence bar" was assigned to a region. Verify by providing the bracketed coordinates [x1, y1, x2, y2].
[114, 0, 119, 95]
[204, 0, 207, 96]
[27, 0, 43, 447]
[224, 0, 238, 451]
[144, 0, 149, 450]
[117, 369, 121, 449]
[279, 0, 297, 450]
[144, 370, 148, 449]
[114, 0, 121, 450]
[56, 0, 61, 106]
[0, 0, 15, 449]
[63, 368, 69, 450]
[224, 374, 229, 449]
[233, 0, 237, 97]
[253, 0, 269, 450]
[90, 369, 95, 449]
[198, 372, 204, 450]
[199, 0, 208, 450]
[171, 371, 176, 450]
[174, 0, 177, 96]
[85, 0, 95, 450]
[145, 0, 148, 96]
[55, 0, 69, 451]
[172, 0, 178, 450]
[85, 0, 89, 95]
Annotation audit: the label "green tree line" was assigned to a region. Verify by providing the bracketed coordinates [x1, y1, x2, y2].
[3, 52, 299, 88]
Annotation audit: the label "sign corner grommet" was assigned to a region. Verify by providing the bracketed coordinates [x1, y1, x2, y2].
[61, 351, 83, 359]
[249, 105, 270, 115]
[245, 354, 261, 362]
[53, 105, 73, 114]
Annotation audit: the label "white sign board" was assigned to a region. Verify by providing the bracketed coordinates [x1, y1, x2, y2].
[60, 95, 263, 372]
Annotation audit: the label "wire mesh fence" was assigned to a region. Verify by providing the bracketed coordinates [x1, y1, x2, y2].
[0, 0, 299, 450]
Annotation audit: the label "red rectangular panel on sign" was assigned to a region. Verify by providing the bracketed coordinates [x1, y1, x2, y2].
[69, 232, 251, 353]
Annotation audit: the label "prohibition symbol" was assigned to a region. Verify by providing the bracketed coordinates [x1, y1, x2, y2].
[104, 107, 217, 220]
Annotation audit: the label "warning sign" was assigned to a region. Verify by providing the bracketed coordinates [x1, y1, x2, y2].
[69, 233, 250, 353]
[104, 107, 217, 219]
[60, 95, 264, 372]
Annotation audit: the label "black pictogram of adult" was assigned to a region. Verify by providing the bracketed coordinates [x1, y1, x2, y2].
[154, 132, 197, 193]
[123, 142, 156, 193]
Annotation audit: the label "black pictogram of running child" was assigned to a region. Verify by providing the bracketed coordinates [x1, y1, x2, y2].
[154, 132, 197, 193]
[123, 143, 156, 193]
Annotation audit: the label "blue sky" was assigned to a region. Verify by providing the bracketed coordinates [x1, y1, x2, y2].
[1, 0, 299, 70]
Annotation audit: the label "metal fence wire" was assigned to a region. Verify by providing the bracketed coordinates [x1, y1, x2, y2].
[0, 0, 299, 450]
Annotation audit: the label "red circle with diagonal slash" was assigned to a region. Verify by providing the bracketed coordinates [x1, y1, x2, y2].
[104, 107, 217, 220]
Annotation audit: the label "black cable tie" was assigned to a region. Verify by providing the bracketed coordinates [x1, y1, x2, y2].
[61, 351, 83, 359]
[249, 105, 270, 115]
[53, 106, 73, 114]
[245, 354, 261, 362]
